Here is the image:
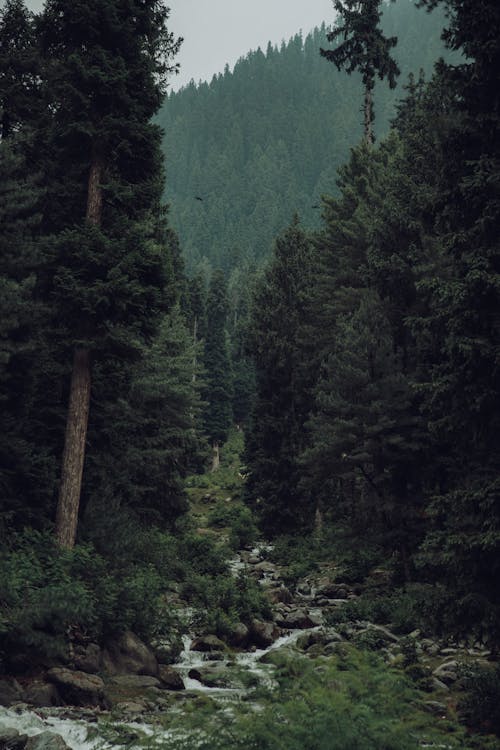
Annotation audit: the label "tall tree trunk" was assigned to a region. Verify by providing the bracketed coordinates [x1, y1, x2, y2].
[364, 84, 374, 145]
[211, 441, 220, 472]
[192, 316, 198, 384]
[55, 148, 103, 548]
[55, 348, 91, 547]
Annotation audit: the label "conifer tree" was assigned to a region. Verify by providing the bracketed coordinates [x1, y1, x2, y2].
[321, 0, 400, 143]
[203, 270, 233, 470]
[37, 0, 181, 547]
[245, 217, 314, 533]
[0, 0, 38, 140]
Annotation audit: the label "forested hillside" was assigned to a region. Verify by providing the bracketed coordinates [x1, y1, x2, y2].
[159, 0, 455, 273]
[1, 0, 500, 747]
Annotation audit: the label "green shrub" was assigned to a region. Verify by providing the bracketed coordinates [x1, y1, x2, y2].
[459, 664, 500, 737]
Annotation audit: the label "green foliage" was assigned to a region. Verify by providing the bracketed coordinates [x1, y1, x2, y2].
[159, 2, 453, 274]
[151, 647, 469, 749]
[459, 664, 500, 737]
[202, 269, 233, 446]
[208, 502, 258, 550]
[245, 218, 316, 534]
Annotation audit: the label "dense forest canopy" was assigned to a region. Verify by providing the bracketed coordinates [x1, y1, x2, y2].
[158, 0, 457, 274]
[1, 0, 500, 745]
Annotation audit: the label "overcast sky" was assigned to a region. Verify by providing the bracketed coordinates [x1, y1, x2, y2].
[24, 0, 335, 91]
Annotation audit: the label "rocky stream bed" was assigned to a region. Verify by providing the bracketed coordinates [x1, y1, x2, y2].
[0, 544, 495, 749]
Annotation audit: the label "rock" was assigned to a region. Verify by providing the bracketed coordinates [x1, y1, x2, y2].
[249, 619, 280, 648]
[433, 660, 459, 685]
[0, 728, 29, 750]
[295, 583, 312, 597]
[316, 583, 350, 599]
[102, 630, 158, 676]
[224, 622, 249, 648]
[108, 675, 161, 689]
[158, 665, 184, 691]
[191, 635, 226, 652]
[421, 700, 448, 716]
[363, 624, 400, 644]
[191, 666, 241, 690]
[25, 732, 69, 750]
[46, 668, 105, 707]
[275, 609, 318, 629]
[266, 586, 294, 605]
[205, 652, 225, 661]
[253, 562, 279, 580]
[73, 644, 101, 674]
[432, 678, 450, 692]
[24, 682, 61, 708]
[0, 679, 24, 707]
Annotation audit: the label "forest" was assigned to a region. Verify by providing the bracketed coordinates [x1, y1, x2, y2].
[0, 0, 499, 748]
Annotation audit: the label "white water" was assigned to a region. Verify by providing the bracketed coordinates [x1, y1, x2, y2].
[0, 708, 105, 750]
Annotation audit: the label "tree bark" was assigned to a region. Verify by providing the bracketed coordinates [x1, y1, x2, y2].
[211, 441, 220, 472]
[364, 84, 374, 146]
[55, 348, 91, 548]
[55, 147, 103, 548]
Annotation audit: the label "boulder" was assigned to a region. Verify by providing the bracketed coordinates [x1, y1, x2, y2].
[224, 622, 249, 648]
[46, 668, 105, 707]
[0, 679, 24, 707]
[275, 609, 319, 629]
[158, 665, 184, 691]
[25, 733, 69, 750]
[316, 583, 350, 599]
[191, 635, 226, 653]
[73, 643, 101, 674]
[0, 728, 29, 750]
[24, 682, 61, 708]
[249, 619, 280, 648]
[108, 675, 161, 689]
[266, 586, 294, 605]
[102, 630, 158, 676]
[253, 561, 278, 577]
[433, 660, 459, 686]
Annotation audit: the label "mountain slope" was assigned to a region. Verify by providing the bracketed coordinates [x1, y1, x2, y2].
[158, 0, 455, 273]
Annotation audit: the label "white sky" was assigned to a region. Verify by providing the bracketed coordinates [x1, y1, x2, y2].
[23, 0, 335, 91]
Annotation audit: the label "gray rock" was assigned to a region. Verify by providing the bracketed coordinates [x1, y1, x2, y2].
[109, 675, 161, 689]
[357, 624, 399, 644]
[316, 583, 350, 599]
[432, 677, 450, 692]
[266, 586, 294, 605]
[421, 701, 448, 716]
[205, 651, 225, 661]
[224, 622, 249, 648]
[0, 679, 24, 707]
[47, 668, 105, 706]
[0, 728, 29, 750]
[102, 630, 158, 676]
[158, 665, 184, 691]
[25, 732, 69, 750]
[73, 643, 101, 674]
[275, 609, 318, 629]
[249, 619, 280, 648]
[433, 660, 459, 685]
[191, 635, 226, 652]
[24, 682, 61, 708]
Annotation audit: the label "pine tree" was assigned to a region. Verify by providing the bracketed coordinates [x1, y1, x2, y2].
[0, 0, 38, 140]
[245, 217, 314, 534]
[321, 0, 400, 144]
[203, 270, 233, 470]
[37, 0, 181, 547]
